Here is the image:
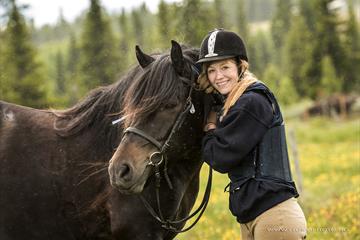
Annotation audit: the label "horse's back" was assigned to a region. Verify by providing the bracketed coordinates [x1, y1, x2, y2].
[0, 100, 57, 169]
[0, 101, 76, 239]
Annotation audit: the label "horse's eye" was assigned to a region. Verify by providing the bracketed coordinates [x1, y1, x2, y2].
[163, 103, 178, 109]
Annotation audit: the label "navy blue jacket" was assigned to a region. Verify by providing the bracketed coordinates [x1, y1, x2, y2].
[202, 82, 298, 223]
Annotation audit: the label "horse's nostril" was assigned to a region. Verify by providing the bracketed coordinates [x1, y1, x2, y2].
[118, 164, 132, 181]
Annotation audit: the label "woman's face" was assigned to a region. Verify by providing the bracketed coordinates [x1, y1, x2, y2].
[207, 59, 239, 95]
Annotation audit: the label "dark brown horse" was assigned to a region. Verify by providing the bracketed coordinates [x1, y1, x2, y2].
[0, 41, 206, 240]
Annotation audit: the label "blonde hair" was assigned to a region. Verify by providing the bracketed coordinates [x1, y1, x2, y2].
[197, 59, 258, 118]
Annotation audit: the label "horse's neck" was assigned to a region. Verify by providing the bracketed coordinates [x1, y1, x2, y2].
[65, 126, 117, 162]
[172, 159, 202, 183]
[170, 90, 205, 179]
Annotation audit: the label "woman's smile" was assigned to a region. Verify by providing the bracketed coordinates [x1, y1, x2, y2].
[207, 59, 239, 95]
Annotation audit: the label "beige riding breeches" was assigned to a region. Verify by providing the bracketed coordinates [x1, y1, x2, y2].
[240, 197, 307, 240]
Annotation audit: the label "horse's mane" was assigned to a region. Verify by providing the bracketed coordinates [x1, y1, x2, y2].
[53, 46, 199, 137]
[53, 65, 140, 137]
[122, 47, 199, 128]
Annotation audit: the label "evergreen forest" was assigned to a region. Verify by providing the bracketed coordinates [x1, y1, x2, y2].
[0, 0, 359, 109]
[0, 1, 360, 239]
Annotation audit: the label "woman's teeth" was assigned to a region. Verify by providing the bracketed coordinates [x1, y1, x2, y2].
[217, 81, 228, 87]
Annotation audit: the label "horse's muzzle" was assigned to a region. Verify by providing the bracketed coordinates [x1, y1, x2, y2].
[108, 160, 149, 194]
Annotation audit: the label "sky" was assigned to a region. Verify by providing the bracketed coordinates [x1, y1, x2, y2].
[16, 0, 178, 27]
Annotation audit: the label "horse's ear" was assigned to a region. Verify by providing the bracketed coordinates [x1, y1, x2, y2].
[170, 40, 185, 75]
[136, 45, 155, 68]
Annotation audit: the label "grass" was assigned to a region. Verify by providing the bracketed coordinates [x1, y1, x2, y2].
[177, 116, 360, 240]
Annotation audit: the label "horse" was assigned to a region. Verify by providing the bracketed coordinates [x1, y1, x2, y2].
[0, 40, 208, 240]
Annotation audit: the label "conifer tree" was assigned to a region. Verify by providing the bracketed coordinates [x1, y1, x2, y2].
[246, 30, 272, 79]
[2, 0, 47, 107]
[236, 0, 248, 41]
[157, 0, 170, 49]
[67, 33, 80, 81]
[262, 64, 279, 92]
[80, 0, 119, 92]
[180, 0, 211, 46]
[213, 0, 227, 28]
[311, 0, 346, 92]
[270, 0, 292, 52]
[320, 55, 340, 97]
[131, 7, 144, 46]
[283, 15, 314, 97]
[299, 0, 316, 33]
[277, 76, 299, 105]
[66, 33, 80, 104]
[0, 31, 6, 99]
[118, 8, 130, 73]
[1, 0, 10, 99]
[55, 50, 66, 95]
[343, 0, 360, 92]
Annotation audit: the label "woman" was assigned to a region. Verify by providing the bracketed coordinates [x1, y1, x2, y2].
[197, 29, 307, 240]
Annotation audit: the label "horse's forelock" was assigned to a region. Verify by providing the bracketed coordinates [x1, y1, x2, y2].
[122, 54, 187, 128]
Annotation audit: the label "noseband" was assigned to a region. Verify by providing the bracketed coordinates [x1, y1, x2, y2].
[122, 64, 213, 233]
[123, 88, 195, 167]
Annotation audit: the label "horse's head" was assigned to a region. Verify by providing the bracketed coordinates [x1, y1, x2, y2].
[108, 41, 201, 194]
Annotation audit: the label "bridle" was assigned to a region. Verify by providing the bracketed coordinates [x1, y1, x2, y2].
[122, 63, 213, 233]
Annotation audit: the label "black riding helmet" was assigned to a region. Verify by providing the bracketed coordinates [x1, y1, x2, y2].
[197, 29, 248, 64]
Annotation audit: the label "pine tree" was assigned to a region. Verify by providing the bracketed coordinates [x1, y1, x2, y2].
[277, 76, 299, 105]
[262, 64, 279, 92]
[320, 55, 340, 97]
[157, 0, 170, 49]
[283, 14, 314, 97]
[263, 64, 298, 105]
[0, 30, 6, 99]
[213, 0, 227, 28]
[53, 8, 70, 40]
[2, 0, 47, 107]
[118, 8, 130, 74]
[236, 0, 248, 41]
[299, 0, 316, 33]
[311, 0, 346, 92]
[67, 33, 80, 81]
[180, 0, 211, 46]
[80, 0, 119, 92]
[343, 0, 360, 92]
[55, 50, 66, 95]
[270, 0, 292, 51]
[131, 9, 143, 46]
[66, 33, 81, 104]
[1, 0, 10, 99]
[246, 30, 272, 79]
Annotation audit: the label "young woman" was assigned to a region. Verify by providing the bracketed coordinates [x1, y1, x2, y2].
[197, 29, 307, 240]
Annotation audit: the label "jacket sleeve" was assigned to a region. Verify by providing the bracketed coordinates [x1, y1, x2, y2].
[201, 93, 273, 173]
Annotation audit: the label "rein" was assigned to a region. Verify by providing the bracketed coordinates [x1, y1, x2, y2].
[122, 65, 213, 233]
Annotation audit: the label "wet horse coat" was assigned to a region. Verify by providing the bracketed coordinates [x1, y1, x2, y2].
[0, 42, 206, 240]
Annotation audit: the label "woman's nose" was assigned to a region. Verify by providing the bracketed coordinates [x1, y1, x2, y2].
[215, 69, 224, 79]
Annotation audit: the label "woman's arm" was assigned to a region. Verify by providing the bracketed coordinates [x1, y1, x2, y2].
[202, 92, 273, 173]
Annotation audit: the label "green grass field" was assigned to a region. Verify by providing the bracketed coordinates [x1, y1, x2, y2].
[177, 116, 360, 240]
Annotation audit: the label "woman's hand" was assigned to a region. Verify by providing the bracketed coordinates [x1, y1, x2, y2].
[203, 111, 217, 132]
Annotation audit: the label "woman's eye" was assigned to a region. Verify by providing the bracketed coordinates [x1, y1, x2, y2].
[207, 69, 214, 74]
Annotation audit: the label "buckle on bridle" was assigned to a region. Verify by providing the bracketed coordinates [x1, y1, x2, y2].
[148, 151, 164, 166]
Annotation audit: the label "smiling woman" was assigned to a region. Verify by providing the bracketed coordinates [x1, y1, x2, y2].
[196, 28, 307, 240]
[206, 59, 239, 95]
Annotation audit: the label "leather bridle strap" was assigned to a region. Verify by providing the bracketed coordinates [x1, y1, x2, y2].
[123, 63, 212, 233]
[140, 164, 212, 233]
[124, 127, 162, 150]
